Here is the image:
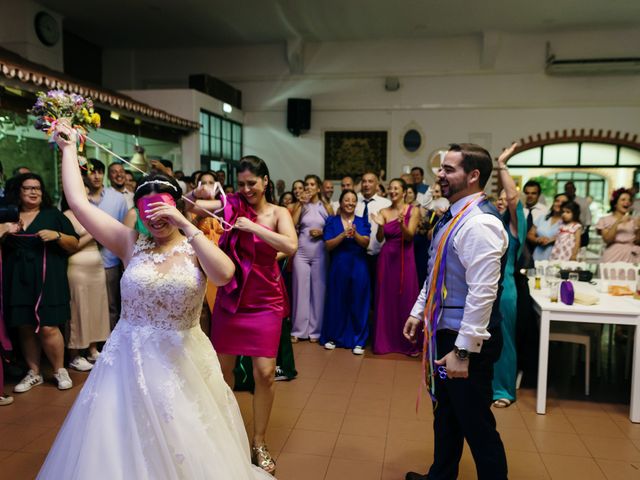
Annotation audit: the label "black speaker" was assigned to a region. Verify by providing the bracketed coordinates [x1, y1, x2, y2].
[287, 98, 311, 136]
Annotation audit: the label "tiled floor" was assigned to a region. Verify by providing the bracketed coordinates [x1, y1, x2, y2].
[2, 341, 640, 479]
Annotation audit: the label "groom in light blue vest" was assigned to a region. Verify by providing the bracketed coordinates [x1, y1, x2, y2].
[403, 143, 509, 480]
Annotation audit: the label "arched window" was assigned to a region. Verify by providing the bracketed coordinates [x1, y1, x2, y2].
[504, 130, 640, 225]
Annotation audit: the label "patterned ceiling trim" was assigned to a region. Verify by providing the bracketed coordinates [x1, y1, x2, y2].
[0, 53, 200, 131]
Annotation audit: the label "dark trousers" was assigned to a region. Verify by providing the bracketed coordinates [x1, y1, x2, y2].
[428, 328, 508, 480]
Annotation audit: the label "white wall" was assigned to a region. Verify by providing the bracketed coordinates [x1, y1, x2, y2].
[0, 0, 64, 71]
[103, 28, 640, 187]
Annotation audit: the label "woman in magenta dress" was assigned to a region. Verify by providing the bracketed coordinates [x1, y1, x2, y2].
[371, 178, 422, 356]
[190, 156, 297, 474]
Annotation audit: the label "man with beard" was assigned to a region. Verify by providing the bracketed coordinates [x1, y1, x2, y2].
[85, 159, 128, 330]
[403, 144, 508, 480]
[107, 162, 134, 209]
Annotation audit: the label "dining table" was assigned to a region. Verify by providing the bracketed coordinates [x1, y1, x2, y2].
[530, 283, 640, 422]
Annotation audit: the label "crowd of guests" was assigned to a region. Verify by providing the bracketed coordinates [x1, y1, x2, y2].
[0, 159, 640, 414]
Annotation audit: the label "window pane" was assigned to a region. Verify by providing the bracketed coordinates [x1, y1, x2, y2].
[222, 120, 231, 141]
[211, 137, 221, 157]
[572, 181, 587, 198]
[572, 172, 588, 180]
[619, 147, 640, 166]
[232, 123, 242, 142]
[508, 148, 540, 166]
[200, 133, 210, 156]
[543, 144, 578, 166]
[222, 140, 232, 159]
[556, 172, 574, 180]
[199, 112, 210, 156]
[232, 142, 241, 161]
[200, 112, 209, 135]
[581, 143, 617, 166]
[588, 181, 603, 200]
[212, 117, 221, 139]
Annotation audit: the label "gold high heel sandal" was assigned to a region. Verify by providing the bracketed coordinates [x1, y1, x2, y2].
[251, 444, 276, 475]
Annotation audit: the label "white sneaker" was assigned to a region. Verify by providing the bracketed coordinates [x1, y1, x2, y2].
[13, 370, 43, 393]
[53, 368, 73, 390]
[324, 341, 336, 350]
[0, 395, 14, 406]
[69, 356, 93, 372]
[352, 346, 365, 355]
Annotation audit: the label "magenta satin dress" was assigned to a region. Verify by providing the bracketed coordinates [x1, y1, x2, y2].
[373, 206, 421, 355]
[211, 194, 288, 358]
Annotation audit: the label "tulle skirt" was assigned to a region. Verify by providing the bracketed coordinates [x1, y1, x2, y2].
[37, 319, 271, 480]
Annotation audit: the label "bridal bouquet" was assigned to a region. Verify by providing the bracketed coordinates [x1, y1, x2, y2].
[29, 90, 101, 152]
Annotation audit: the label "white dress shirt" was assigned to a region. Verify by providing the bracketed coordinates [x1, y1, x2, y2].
[523, 202, 549, 225]
[409, 193, 508, 352]
[355, 194, 391, 255]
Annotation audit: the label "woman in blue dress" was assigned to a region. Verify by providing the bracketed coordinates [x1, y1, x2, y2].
[492, 144, 527, 408]
[320, 190, 371, 355]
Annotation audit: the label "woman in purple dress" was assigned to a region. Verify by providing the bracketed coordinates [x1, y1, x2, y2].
[371, 178, 421, 356]
[290, 174, 333, 342]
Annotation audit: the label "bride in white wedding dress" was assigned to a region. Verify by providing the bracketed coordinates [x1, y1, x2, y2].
[38, 122, 273, 479]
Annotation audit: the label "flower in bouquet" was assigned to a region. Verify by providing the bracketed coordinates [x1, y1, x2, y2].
[29, 90, 101, 152]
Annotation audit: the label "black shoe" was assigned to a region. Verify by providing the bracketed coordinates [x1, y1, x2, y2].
[275, 366, 296, 382]
[405, 472, 428, 480]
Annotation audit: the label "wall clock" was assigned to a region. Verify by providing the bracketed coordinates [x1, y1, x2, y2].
[34, 11, 60, 47]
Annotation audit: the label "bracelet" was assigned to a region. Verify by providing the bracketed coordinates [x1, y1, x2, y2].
[496, 166, 508, 171]
[186, 230, 203, 243]
[56, 231, 61, 240]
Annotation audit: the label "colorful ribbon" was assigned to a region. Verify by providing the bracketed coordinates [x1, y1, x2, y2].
[419, 193, 485, 406]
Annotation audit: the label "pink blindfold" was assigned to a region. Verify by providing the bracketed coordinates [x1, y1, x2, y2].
[137, 194, 176, 222]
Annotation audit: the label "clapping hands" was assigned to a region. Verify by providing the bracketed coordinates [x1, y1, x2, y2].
[344, 222, 355, 238]
[370, 212, 385, 226]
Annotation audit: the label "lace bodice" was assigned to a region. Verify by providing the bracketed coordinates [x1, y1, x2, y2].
[120, 236, 206, 330]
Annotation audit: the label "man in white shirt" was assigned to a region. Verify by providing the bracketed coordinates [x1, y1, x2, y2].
[355, 172, 391, 296]
[107, 162, 134, 209]
[403, 143, 508, 480]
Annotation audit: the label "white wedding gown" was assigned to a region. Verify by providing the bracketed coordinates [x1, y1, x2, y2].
[38, 236, 272, 480]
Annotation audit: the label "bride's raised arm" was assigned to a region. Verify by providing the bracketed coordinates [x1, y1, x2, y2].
[54, 121, 138, 264]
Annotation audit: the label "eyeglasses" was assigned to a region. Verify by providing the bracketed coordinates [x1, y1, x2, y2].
[21, 186, 42, 193]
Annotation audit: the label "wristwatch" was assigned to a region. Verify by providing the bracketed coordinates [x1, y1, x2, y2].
[453, 346, 469, 361]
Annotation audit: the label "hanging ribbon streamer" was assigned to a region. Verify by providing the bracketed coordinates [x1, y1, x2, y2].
[417, 193, 485, 410]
